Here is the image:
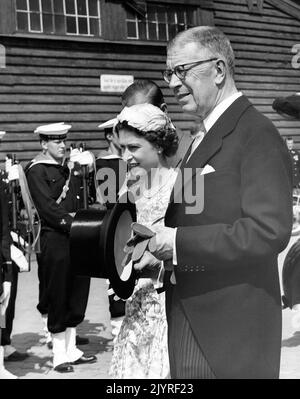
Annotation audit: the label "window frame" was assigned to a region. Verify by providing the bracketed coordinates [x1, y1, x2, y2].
[125, 2, 198, 42]
[0, 0, 214, 44]
[14, 0, 102, 37]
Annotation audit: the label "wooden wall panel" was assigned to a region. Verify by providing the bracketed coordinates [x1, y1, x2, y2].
[0, 36, 195, 163]
[1, 0, 300, 162]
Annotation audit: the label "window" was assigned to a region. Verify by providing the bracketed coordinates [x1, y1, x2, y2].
[126, 3, 197, 41]
[15, 0, 101, 36]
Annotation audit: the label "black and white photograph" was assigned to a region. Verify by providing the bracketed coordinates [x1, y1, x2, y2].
[0, 0, 300, 384]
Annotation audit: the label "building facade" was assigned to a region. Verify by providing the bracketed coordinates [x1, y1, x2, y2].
[0, 0, 300, 161]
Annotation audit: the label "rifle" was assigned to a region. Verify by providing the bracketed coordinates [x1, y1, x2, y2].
[69, 142, 94, 209]
[80, 143, 89, 209]
[7, 154, 41, 272]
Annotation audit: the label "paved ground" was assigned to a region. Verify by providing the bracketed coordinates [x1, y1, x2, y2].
[4, 263, 114, 379]
[278, 235, 300, 379]
[3, 235, 300, 379]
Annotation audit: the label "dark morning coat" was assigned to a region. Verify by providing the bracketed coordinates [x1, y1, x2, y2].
[165, 95, 293, 379]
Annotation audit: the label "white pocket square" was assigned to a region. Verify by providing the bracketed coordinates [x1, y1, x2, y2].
[200, 164, 215, 175]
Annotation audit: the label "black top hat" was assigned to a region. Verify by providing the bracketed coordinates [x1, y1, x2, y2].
[70, 192, 137, 299]
[272, 94, 300, 120]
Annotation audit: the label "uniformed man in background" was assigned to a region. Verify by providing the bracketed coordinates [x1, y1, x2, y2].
[286, 137, 300, 191]
[26, 123, 96, 373]
[1, 152, 30, 364]
[0, 131, 16, 379]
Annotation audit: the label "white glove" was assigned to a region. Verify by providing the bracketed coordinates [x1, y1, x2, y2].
[10, 244, 29, 272]
[70, 149, 94, 171]
[5, 157, 12, 173]
[7, 164, 19, 181]
[69, 148, 81, 159]
[10, 231, 27, 247]
[0, 281, 11, 316]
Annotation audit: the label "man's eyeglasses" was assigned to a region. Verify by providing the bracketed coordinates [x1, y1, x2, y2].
[162, 58, 218, 84]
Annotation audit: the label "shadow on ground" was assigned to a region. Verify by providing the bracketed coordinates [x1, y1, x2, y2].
[76, 320, 113, 353]
[6, 321, 113, 378]
[5, 332, 52, 378]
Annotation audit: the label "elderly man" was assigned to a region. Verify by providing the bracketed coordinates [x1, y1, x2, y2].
[135, 26, 293, 379]
[285, 138, 300, 190]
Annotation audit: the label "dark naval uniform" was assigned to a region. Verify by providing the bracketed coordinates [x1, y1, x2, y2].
[289, 149, 300, 189]
[0, 170, 12, 336]
[0, 168, 19, 349]
[26, 155, 90, 334]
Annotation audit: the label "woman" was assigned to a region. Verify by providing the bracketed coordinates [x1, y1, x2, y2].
[102, 79, 177, 341]
[121, 79, 191, 168]
[109, 103, 178, 379]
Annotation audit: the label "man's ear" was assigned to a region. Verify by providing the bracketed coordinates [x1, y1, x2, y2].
[41, 140, 48, 152]
[214, 59, 226, 85]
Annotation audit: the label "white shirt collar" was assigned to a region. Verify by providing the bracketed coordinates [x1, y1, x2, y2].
[204, 92, 243, 133]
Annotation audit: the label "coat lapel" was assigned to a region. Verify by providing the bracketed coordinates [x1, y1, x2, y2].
[169, 96, 252, 204]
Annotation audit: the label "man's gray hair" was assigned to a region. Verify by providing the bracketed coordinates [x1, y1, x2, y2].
[168, 26, 235, 77]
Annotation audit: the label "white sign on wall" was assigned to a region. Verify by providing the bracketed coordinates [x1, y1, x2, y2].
[100, 74, 134, 93]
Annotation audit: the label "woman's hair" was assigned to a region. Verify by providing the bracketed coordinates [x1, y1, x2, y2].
[116, 120, 178, 158]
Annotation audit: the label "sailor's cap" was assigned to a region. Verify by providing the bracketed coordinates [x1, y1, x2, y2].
[34, 122, 72, 139]
[0, 131, 6, 140]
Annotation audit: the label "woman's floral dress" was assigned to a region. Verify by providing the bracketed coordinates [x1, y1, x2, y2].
[109, 168, 177, 379]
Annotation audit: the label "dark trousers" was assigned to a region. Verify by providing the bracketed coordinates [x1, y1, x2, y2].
[166, 285, 216, 379]
[36, 252, 48, 316]
[1, 263, 19, 346]
[37, 231, 90, 334]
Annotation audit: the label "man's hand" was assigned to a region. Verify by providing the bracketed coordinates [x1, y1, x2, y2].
[0, 281, 11, 315]
[148, 225, 175, 261]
